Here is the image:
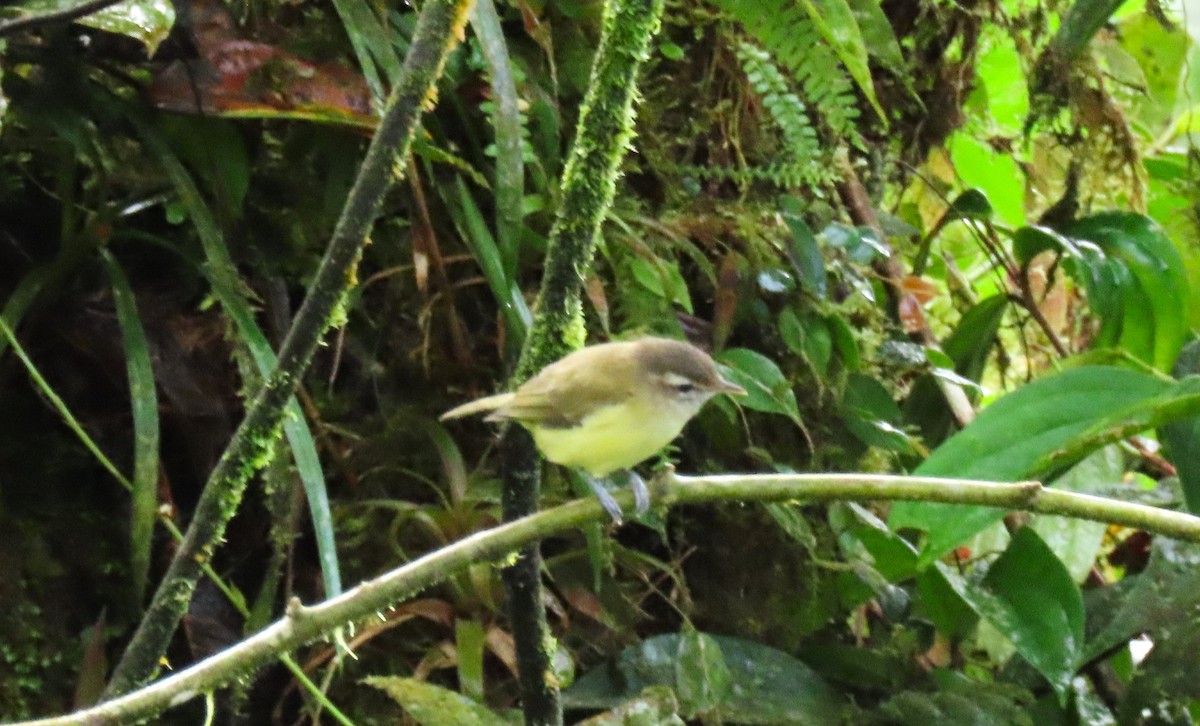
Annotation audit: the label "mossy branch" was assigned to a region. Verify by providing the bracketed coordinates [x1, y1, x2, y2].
[100, 0, 473, 698]
[17, 472, 1200, 726]
[497, 0, 666, 723]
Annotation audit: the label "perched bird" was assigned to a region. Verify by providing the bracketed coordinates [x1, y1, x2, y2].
[441, 337, 745, 521]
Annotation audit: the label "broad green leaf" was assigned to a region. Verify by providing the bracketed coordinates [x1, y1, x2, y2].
[843, 373, 911, 453]
[795, 0, 887, 124]
[77, 0, 174, 54]
[822, 222, 888, 264]
[844, 0, 904, 69]
[1117, 13, 1189, 131]
[675, 630, 732, 717]
[1030, 447, 1122, 582]
[904, 295, 1007, 446]
[829, 503, 917, 618]
[780, 308, 832, 378]
[100, 250, 160, 604]
[917, 565, 977, 639]
[874, 680, 1034, 725]
[975, 33, 1029, 133]
[948, 189, 993, 220]
[717, 348, 801, 423]
[1084, 539, 1200, 663]
[781, 196, 827, 297]
[1163, 339, 1200, 514]
[827, 315, 860, 370]
[1012, 225, 1073, 268]
[1066, 212, 1190, 371]
[890, 366, 1200, 565]
[944, 528, 1084, 701]
[364, 676, 516, 725]
[564, 633, 848, 725]
[579, 686, 685, 725]
[948, 134, 1024, 227]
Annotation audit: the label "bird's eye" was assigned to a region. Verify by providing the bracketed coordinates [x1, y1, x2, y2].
[674, 382, 697, 394]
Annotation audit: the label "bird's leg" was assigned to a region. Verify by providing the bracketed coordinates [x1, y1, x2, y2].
[582, 474, 624, 524]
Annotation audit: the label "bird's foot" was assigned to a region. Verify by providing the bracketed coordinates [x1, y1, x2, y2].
[625, 470, 650, 515]
[583, 474, 624, 524]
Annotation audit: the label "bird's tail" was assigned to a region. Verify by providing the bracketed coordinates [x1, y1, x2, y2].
[439, 392, 515, 421]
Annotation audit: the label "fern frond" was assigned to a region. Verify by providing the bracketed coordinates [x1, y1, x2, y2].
[712, 0, 862, 146]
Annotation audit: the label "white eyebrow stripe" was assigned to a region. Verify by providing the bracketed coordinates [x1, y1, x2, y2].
[663, 372, 694, 387]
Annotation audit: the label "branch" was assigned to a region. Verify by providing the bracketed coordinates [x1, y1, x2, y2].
[101, 0, 474, 696]
[495, 0, 666, 723]
[15, 472, 1200, 726]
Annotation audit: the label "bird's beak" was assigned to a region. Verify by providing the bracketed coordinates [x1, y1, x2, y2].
[715, 377, 747, 396]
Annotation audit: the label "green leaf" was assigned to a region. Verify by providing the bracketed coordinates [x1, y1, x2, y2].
[441, 174, 531, 347]
[469, 0, 525, 281]
[132, 116, 344, 599]
[660, 42, 685, 60]
[328, 0, 403, 102]
[455, 619, 486, 703]
[1065, 212, 1191, 371]
[72, 0, 175, 53]
[564, 633, 848, 725]
[826, 315, 860, 370]
[948, 189, 993, 220]
[890, 366, 1200, 565]
[843, 373, 911, 453]
[1163, 339, 1200, 514]
[1084, 539, 1200, 663]
[795, 0, 887, 125]
[675, 630, 732, 717]
[945, 528, 1084, 701]
[974, 35, 1029, 133]
[948, 134, 1024, 227]
[716, 348, 801, 423]
[100, 250, 160, 604]
[844, 0, 904, 69]
[779, 308, 832, 378]
[781, 196, 827, 297]
[1030, 446, 1122, 583]
[874, 681, 1035, 725]
[1048, 0, 1125, 60]
[364, 676, 516, 725]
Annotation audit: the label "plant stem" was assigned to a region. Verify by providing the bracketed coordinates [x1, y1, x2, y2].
[16, 472, 1200, 726]
[497, 0, 666, 723]
[100, 0, 474, 697]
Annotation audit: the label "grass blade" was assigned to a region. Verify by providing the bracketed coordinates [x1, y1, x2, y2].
[0, 318, 131, 490]
[131, 115, 343, 599]
[100, 249, 161, 604]
[441, 174, 531, 341]
[330, 0, 404, 102]
[469, 0, 525, 279]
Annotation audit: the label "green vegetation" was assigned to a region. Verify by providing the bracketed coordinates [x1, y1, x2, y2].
[1, 0, 1199, 723]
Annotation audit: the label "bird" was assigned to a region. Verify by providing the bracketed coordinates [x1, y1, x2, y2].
[440, 337, 745, 521]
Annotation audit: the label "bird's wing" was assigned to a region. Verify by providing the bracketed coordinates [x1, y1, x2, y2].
[488, 347, 637, 428]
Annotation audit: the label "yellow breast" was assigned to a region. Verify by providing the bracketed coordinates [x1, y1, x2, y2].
[527, 397, 693, 476]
